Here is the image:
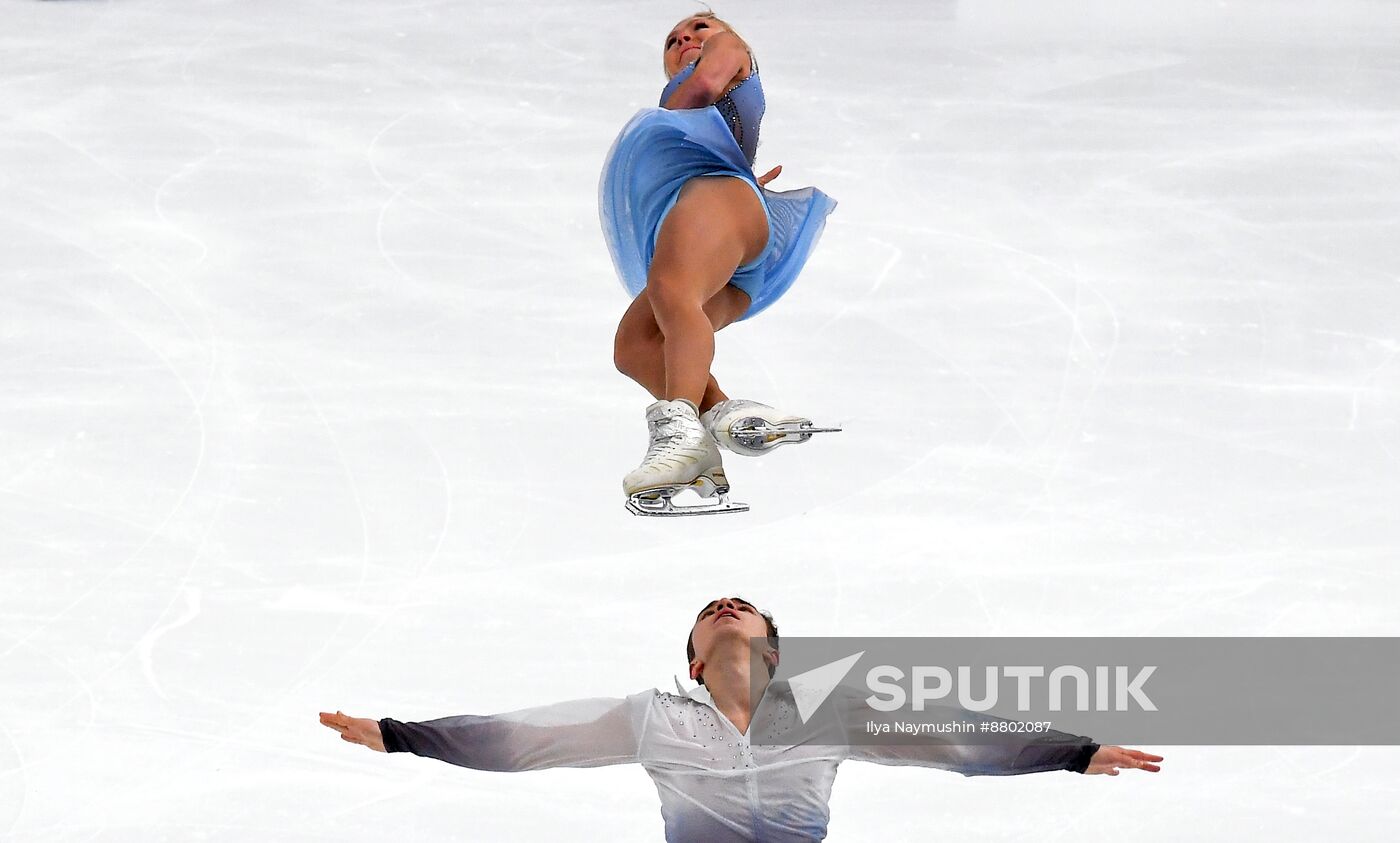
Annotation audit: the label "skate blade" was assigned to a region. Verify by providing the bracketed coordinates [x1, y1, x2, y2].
[625, 494, 749, 517]
[625, 481, 749, 517]
[730, 419, 843, 452]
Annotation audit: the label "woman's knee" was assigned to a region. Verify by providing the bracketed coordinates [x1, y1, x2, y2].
[646, 272, 704, 322]
[613, 319, 657, 376]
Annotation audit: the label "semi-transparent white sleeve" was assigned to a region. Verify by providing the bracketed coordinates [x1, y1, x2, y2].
[379, 690, 653, 772]
[835, 687, 1098, 776]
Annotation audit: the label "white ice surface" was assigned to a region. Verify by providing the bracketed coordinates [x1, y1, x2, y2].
[3, 0, 1399, 839]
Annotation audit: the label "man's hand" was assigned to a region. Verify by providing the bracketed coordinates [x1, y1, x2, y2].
[319, 711, 386, 752]
[1084, 746, 1163, 775]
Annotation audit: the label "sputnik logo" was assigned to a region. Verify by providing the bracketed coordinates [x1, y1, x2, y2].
[781, 651, 1158, 721]
[787, 651, 864, 723]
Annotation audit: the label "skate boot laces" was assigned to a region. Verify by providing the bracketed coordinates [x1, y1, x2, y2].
[642, 408, 704, 468]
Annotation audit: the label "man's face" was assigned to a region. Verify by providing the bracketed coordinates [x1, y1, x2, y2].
[689, 597, 771, 681]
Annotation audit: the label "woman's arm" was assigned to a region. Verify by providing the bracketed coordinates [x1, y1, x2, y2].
[663, 31, 751, 110]
[318, 692, 649, 772]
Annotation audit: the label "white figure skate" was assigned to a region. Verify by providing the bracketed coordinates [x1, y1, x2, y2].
[700, 399, 842, 457]
[624, 399, 748, 516]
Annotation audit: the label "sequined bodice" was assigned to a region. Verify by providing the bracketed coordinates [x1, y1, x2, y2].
[659, 54, 765, 166]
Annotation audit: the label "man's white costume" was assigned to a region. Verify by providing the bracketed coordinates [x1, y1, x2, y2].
[379, 679, 1097, 842]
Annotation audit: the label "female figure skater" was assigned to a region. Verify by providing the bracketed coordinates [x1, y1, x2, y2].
[601, 12, 839, 516]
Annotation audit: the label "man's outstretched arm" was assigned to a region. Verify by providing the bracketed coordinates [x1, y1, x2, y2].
[847, 720, 1103, 776]
[1079, 745, 1164, 776]
[839, 694, 1162, 777]
[319, 692, 649, 773]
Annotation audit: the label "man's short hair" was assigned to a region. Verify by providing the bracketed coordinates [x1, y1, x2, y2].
[685, 597, 780, 687]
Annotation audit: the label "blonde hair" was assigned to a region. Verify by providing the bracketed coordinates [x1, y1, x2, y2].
[663, 11, 748, 78]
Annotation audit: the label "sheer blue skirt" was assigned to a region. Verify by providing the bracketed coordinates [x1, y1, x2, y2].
[599, 106, 836, 320]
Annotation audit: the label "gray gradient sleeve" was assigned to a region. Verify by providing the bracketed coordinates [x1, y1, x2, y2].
[379, 691, 651, 772]
[837, 689, 1098, 776]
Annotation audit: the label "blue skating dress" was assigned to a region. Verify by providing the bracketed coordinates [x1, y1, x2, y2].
[598, 54, 837, 319]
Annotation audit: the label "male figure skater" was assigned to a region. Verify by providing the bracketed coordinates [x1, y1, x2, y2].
[320, 597, 1162, 841]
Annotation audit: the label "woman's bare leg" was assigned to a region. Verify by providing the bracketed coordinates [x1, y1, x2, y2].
[638, 176, 768, 408]
[614, 285, 750, 411]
